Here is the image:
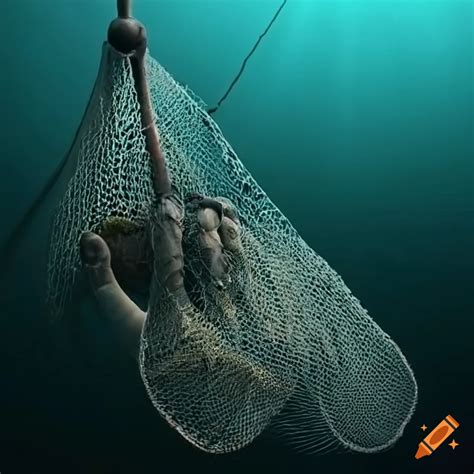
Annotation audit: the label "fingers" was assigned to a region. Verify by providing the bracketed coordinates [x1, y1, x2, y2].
[197, 207, 222, 232]
[80, 232, 146, 359]
[198, 230, 230, 289]
[218, 216, 242, 254]
[184, 195, 243, 290]
[150, 195, 185, 294]
[216, 198, 243, 254]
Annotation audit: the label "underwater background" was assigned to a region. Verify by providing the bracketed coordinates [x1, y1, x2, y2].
[0, 0, 472, 473]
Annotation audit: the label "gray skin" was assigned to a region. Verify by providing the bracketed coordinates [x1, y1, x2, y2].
[80, 1, 244, 360]
[80, 196, 242, 359]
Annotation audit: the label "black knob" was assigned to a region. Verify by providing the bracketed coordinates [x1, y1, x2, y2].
[107, 17, 147, 55]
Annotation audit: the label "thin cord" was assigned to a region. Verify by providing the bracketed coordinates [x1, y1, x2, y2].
[207, 0, 288, 115]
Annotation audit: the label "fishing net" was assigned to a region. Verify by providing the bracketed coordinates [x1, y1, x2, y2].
[46, 44, 156, 316]
[46, 43, 417, 454]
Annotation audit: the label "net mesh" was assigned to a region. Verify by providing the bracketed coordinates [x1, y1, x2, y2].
[46, 45, 155, 317]
[47, 44, 417, 455]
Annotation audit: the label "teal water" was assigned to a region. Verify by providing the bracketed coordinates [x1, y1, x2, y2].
[0, 1, 472, 473]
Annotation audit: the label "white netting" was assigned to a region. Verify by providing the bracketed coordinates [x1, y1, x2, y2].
[46, 45, 155, 317]
[47, 44, 417, 455]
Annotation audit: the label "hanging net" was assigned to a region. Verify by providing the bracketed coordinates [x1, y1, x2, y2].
[45, 43, 417, 454]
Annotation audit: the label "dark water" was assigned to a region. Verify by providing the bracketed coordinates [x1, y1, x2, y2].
[0, 1, 473, 473]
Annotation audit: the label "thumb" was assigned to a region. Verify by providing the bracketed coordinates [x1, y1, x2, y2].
[80, 231, 146, 359]
[80, 231, 115, 290]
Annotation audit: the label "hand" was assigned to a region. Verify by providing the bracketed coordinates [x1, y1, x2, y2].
[80, 231, 146, 360]
[79, 194, 242, 360]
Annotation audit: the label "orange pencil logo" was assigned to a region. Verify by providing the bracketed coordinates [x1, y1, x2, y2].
[415, 414, 460, 459]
